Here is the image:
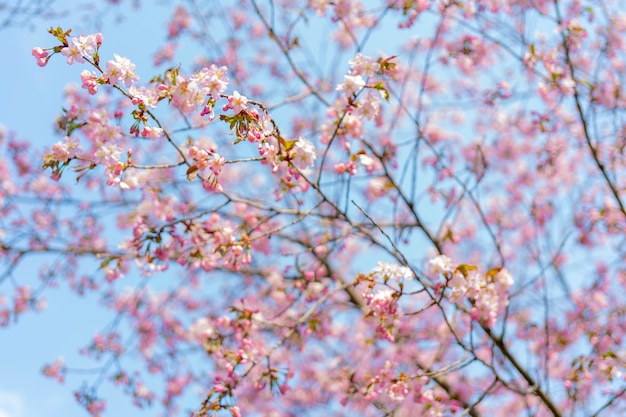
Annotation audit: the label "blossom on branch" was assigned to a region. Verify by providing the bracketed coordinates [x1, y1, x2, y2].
[104, 54, 139, 88]
[60, 33, 102, 65]
[289, 137, 316, 169]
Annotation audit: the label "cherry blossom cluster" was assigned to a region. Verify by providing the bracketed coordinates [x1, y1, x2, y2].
[429, 255, 514, 326]
[184, 308, 292, 417]
[31, 46, 50, 67]
[74, 388, 106, 417]
[187, 146, 226, 192]
[34, 30, 147, 189]
[218, 97, 316, 190]
[2, 285, 46, 325]
[442, 35, 492, 74]
[352, 361, 464, 415]
[321, 53, 395, 177]
[34, 29, 140, 93]
[329, 53, 386, 131]
[14, 1, 626, 416]
[42, 357, 66, 383]
[104, 53, 140, 88]
[371, 261, 413, 282]
[50, 136, 82, 163]
[80, 332, 124, 359]
[119, 208, 256, 274]
[358, 262, 417, 342]
[61, 32, 103, 64]
[34, 25, 318, 206]
[362, 288, 399, 342]
[358, 360, 412, 403]
[288, 136, 317, 169]
[162, 65, 229, 116]
[168, 5, 192, 39]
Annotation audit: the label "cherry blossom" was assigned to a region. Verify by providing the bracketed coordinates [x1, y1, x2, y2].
[289, 137, 316, 169]
[103, 54, 139, 88]
[4, 1, 626, 416]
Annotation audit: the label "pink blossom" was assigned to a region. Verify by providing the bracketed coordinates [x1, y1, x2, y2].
[309, 0, 330, 16]
[388, 380, 409, 402]
[169, 76, 207, 113]
[349, 53, 380, 77]
[389, 0, 430, 27]
[94, 143, 121, 165]
[188, 317, 214, 344]
[289, 137, 316, 169]
[168, 6, 192, 38]
[129, 85, 160, 108]
[365, 176, 390, 200]
[429, 255, 454, 275]
[154, 42, 176, 66]
[133, 381, 155, 407]
[61, 40, 85, 64]
[202, 175, 223, 192]
[223, 90, 248, 114]
[364, 289, 397, 316]
[141, 126, 164, 139]
[32, 47, 49, 67]
[443, 261, 514, 327]
[60, 34, 102, 65]
[209, 154, 225, 175]
[80, 70, 99, 95]
[371, 261, 413, 281]
[86, 399, 106, 416]
[162, 65, 229, 114]
[42, 357, 66, 383]
[51, 136, 81, 163]
[359, 153, 381, 173]
[104, 54, 139, 88]
[197, 64, 229, 101]
[353, 92, 380, 120]
[336, 74, 365, 96]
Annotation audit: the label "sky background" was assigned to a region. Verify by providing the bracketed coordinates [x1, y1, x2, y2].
[0, 2, 176, 416]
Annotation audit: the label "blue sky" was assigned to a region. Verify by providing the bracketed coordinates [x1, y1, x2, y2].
[0, 2, 174, 416]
